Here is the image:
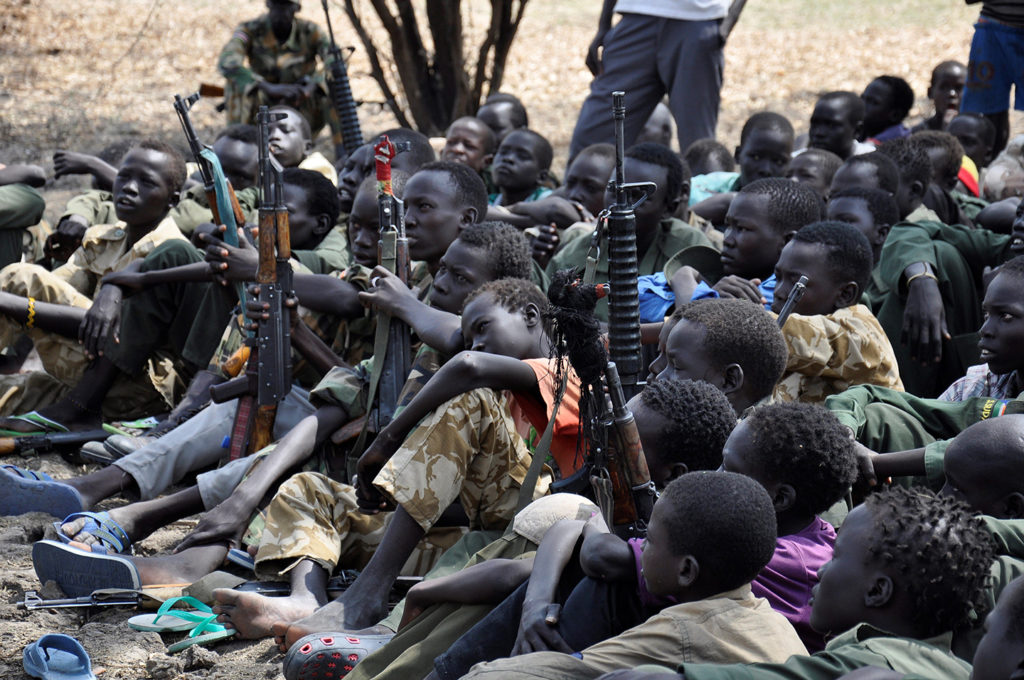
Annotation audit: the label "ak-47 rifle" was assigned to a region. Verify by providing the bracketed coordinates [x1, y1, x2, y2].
[320, 0, 363, 158]
[354, 136, 411, 455]
[210, 106, 294, 459]
[0, 429, 110, 456]
[604, 91, 655, 400]
[547, 271, 655, 538]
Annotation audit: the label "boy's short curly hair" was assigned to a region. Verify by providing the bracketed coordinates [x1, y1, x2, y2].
[742, 402, 857, 515]
[482, 92, 529, 128]
[737, 177, 823, 235]
[674, 298, 788, 401]
[997, 254, 1024, 285]
[792, 221, 875, 292]
[830, 187, 900, 228]
[838, 153, 901, 194]
[457, 222, 532, 281]
[627, 142, 689, 202]
[739, 111, 795, 147]
[216, 124, 259, 145]
[658, 471, 777, 592]
[283, 168, 341, 226]
[877, 137, 933, 188]
[872, 76, 915, 120]
[950, 113, 997, 149]
[415, 161, 489, 223]
[913, 130, 965, 183]
[863, 486, 995, 637]
[683, 138, 736, 175]
[131, 139, 187, 194]
[819, 91, 866, 125]
[794, 148, 843, 182]
[382, 128, 438, 171]
[640, 378, 736, 471]
[462, 277, 548, 316]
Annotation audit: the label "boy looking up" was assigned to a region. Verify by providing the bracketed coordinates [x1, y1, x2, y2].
[488, 129, 553, 207]
[770, 222, 903, 403]
[912, 60, 966, 133]
[459, 472, 807, 680]
[786, 148, 843, 203]
[548, 143, 711, 321]
[808, 91, 874, 160]
[442, 117, 496, 173]
[860, 76, 914, 143]
[690, 112, 794, 211]
[827, 187, 900, 264]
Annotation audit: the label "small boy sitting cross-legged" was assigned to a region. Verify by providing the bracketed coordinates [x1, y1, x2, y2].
[460, 471, 808, 680]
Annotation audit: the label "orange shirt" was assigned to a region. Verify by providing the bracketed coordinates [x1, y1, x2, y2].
[509, 357, 585, 478]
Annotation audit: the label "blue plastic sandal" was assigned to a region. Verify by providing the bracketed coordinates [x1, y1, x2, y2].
[23, 633, 96, 680]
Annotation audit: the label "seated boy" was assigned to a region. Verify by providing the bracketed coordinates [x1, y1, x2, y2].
[948, 113, 998, 172]
[913, 130, 978, 226]
[266, 105, 337, 186]
[653, 178, 821, 319]
[0, 140, 189, 422]
[441, 116, 496, 174]
[769, 221, 903, 403]
[690, 112, 794, 221]
[860, 76, 914, 144]
[970, 573, 1024, 680]
[910, 60, 966, 133]
[547, 142, 712, 321]
[634, 487, 993, 679]
[203, 278, 582, 636]
[828, 152, 900, 198]
[487, 129, 553, 207]
[806, 91, 875, 160]
[0, 164, 46, 269]
[785, 148, 843, 203]
[459, 471, 808, 679]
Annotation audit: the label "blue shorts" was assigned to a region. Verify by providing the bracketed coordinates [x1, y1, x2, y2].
[963, 16, 1024, 114]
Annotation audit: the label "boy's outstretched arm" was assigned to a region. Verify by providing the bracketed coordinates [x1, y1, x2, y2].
[514, 516, 612, 655]
[358, 266, 464, 354]
[399, 557, 535, 629]
[52, 151, 117, 190]
[356, 351, 542, 505]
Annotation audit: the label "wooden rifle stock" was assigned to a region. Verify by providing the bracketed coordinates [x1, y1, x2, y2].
[604, 362, 656, 532]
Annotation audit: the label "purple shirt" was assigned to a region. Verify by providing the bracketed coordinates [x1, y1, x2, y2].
[751, 516, 836, 652]
[629, 537, 679, 609]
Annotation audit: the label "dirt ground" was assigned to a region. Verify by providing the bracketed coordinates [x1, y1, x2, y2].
[0, 0, 1012, 677]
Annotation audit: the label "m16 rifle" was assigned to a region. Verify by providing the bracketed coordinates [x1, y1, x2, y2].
[320, 0, 363, 158]
[210, 106, 294, 459]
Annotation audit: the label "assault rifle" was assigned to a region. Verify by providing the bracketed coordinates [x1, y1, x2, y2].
[776, 275, 809, 328]
[0, 429, 110, 456]
[210, 106, 294, 459]
[320, 0, 363, 158]
[355, 136, 411, 453]
[604, 91, 655, 399]
[547, 272, 655, 538]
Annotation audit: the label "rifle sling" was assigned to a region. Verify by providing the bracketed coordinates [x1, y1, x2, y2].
[353, 229, 400, 456]
[514, 371, 568, 515]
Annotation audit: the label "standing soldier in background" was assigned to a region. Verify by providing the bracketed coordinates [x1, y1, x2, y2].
[219, 0, 343, 157]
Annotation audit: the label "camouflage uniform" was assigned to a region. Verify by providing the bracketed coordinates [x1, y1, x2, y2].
[773, 303, 904, 404]
[218, 14, 341, 147]
[167, 184, 259, 236]
[255, 386, 553, 578]
[0, 217, 189, 417]
[0, 183, 45, 268]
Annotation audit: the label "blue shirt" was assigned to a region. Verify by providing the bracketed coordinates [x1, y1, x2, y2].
[637, 273, 776, 322]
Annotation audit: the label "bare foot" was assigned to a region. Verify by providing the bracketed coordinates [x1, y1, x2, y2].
[65, 542, 227, 586]
[213, 588, 324, 640]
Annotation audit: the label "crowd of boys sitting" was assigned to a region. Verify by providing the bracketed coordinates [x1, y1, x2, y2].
[3, 1, 1024, 679]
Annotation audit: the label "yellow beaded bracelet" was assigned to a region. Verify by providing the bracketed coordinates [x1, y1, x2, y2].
[26, 296, 36, 329]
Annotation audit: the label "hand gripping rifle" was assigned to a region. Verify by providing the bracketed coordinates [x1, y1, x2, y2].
[547, 271, 656, 538]
[353, 135, 412, 455]
[320, 0, 364, 158]
[603, 91, 655, 400]
[210, 106, 294, 459]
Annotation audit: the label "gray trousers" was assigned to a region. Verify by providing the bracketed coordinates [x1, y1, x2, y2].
[114, 387, 316, 509]
[568, 13, 724, 162]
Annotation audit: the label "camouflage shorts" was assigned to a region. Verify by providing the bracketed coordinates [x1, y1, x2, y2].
[254, 471, 467, 580]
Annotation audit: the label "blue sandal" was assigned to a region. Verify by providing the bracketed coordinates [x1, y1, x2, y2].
[23, 633, 96, 680]
[53, 511, 132, 555]
[0, 465, 83, 518]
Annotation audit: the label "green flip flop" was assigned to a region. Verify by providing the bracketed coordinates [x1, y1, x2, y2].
[127, 596, 215, 633]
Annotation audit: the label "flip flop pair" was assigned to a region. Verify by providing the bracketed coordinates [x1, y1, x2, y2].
[128, 595, 236, 653]
[23, 633, 95, 680]
[0, 465, 83, 518]
[283, 633, 393, 680]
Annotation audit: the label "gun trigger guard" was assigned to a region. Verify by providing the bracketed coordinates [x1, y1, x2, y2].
[623, 181, 657, 211]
